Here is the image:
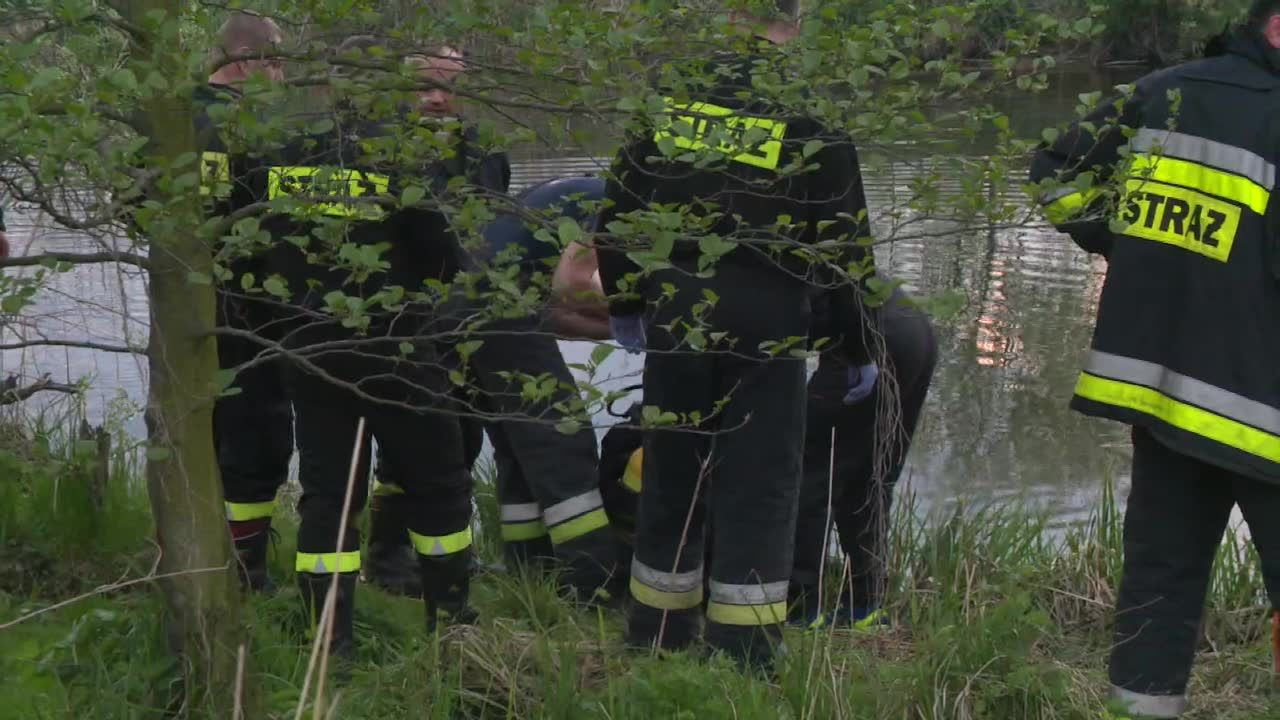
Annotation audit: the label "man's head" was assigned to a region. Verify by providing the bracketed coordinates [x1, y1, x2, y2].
[1250, 0, 1280, 48]
[406, 46, 465, 118]
[730, 0, 801, 44]
[209, 11, 284, 86]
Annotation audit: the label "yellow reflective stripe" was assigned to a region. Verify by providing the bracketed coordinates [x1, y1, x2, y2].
[409, 527, 473, 556]
[1129, 153, 1270, 215]
[225, 500, 275, 522]
[655, 98, 788, 170]
[706, 600, 787, 626]
[501, 520, 548, 541]
[372, 480, 404, 497]
[201, 151, 230, 198]
[1042, 187, 1102, 225]
[548, 508, 609, 545]
[266, 165, 390, 219]
[629, 576, 703, 610]
[296, 550, 361, 574]
[622, 449, 643, 493]
[1075, 372, 1280, 464]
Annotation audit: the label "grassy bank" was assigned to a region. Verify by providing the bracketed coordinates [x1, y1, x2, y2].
[1, 425, 1278, 719]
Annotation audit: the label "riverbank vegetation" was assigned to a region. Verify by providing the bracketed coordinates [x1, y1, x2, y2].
[1, 419, 1276, 719]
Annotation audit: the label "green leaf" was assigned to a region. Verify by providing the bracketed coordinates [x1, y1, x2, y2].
[1041, 128, 1060, 144]
[239, 272, 256, 292]
[802, 139, 823, 158]
[262, 277, 288, 298]
[402, 185, 425, 207]
[591, 343, 616, 365]
[399, 342, 415, 356]
[555, 419, 582, 435]
[557, 217, 582, 247]
[448, 369, 466, 386]
[456, 340, 484, 359]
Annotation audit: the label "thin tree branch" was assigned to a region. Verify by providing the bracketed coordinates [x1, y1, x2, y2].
[0, 251, 150, 270]
[0, 374, 81, 405]
[0, 339, 143, 354]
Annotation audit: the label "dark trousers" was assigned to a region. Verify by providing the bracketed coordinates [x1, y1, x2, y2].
[214, 290, 293, 517]
[628, 263, 810, 664]
[463, 316, 615, 593]
[1110, 427, 1280, 712]
[792, 288, 937, 615]
[282, 326, 472, 574]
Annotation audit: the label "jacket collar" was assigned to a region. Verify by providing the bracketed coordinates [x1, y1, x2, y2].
[1226, 25, 1280, 76]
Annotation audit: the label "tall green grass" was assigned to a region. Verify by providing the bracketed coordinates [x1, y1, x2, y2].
[1, 424, 1277, 719]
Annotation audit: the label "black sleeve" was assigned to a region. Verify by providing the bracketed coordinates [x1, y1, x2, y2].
[1029, 82, 1147, 257]
[804, 132, 879, 367]
[0, 206, 6, 232]
[596, 134, 656, 318]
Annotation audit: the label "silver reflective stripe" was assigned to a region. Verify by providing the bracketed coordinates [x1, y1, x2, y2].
[708, 579, 789, 605]
[1132, 128, 1276, 190]
[544, 489, 604, 527]
[631, 558, 703, 593]
[501, 503, 542, 522]
[1084, 351, 1280, 435]
[1110, 686, 1188, 719]
[1041, 185, 1083, 205]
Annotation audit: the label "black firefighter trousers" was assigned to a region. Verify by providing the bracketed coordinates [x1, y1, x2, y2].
[214, 290, 293, 549]
[628, 263, 810, 666]
[1110, 427, 1280, 718]
[282, 325, 474, 622]
[791, 286, 938, 619]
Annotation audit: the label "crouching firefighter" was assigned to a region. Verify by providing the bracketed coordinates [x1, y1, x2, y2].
[233, 36, 478, 656]
[1030, 4, 1280, 716]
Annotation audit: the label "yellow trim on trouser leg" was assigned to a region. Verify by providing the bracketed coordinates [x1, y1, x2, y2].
[548, 509, 609, 545]
[296, 550, 361, 574]
[225, 500, 276, 522]
[629, 577, 703, 610]
[501, 521, 548, 542]
[622, 449, 643, 492]
[409, 527, 473, 556]
[706, 600, 787, 626]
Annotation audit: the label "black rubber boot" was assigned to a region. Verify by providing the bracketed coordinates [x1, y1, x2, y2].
[419, 550, 478, 631]
[706, 623, 783, 673]
[298, 572, 358, 660]
[364, 494, 423, 598]
[230, 519, 275, 593]
[503, 535, 555, 573]
[627, 604, 700, 654]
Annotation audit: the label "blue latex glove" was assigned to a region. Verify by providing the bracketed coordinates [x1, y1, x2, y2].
[609, 314, 647, 354]
[843, 363, 878, 405]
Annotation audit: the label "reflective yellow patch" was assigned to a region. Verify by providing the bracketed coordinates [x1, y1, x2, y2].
[267, 165, 390, 220]
[622, 448, 643, 493]
[1075, 372, 1280, 464]
[706, 600, 787, 626]
[655, 99, 788, 171]
[200, 151, 230, 198]
[548, 508, 609, 545]
[501, 520, 548, 542]
[1129, 153, 1270, 215]
[629, 576, 703, 610]
[225, 500, 275, 521]
[1118, 179, 1239, 262]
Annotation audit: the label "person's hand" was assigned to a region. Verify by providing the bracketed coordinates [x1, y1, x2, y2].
[843, 363, 878, 405]
[0, 231, 9, 260]
[609, 314, 646, 354]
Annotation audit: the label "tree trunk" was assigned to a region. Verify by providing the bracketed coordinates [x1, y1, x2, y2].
[122, 0, 248, 715]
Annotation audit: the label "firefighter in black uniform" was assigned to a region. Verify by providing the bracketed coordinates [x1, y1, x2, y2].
[596, 2, 879, 666]
[199, 12, 293, 593]
[466, 176, 617, 597]
[789, 284, 936, 629]
[1031, 3, 1280, 715]
[235, 37, 500, 653]
[365, 53, 615, 602]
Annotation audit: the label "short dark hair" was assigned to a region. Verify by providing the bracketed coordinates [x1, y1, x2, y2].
[215, 11, 282, 60]
[775, 0, 800, 19]
[1250, 0, 1280, 22]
